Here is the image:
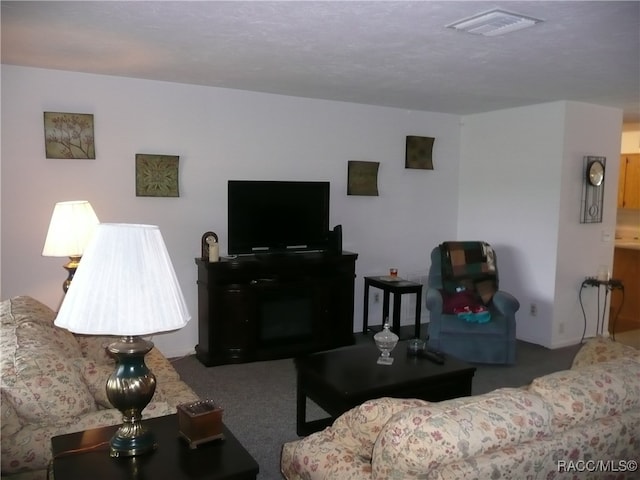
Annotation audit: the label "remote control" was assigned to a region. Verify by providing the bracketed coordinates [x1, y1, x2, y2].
[419, 349, 445, 365]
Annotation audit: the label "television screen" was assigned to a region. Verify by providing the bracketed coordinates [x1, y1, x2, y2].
[228, 180, 330, 255]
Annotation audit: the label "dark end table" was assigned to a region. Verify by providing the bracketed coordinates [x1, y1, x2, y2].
[295, 341, 476, 436]
[363, 275, 423, 338]
[51, 414, 259, 480]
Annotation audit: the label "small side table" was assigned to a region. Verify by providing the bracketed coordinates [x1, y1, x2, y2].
[580, 277, 624, 340]
[363, 276, 423, 338]
[51, 414, 259, 480]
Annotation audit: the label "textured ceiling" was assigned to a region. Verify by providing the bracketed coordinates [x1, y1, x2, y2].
[2, 1, 639, 122]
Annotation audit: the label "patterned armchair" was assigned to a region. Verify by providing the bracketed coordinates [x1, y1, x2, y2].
[425, 242, 519, 364]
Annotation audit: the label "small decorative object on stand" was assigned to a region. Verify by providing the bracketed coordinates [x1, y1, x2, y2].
[201, 231, 219, 262]
[374, 320, 399, 365]
[177, 399, 224, 449]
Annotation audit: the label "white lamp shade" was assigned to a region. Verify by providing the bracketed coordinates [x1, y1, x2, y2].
[55, 223, 191, 336]
[42, 200, 99, 257]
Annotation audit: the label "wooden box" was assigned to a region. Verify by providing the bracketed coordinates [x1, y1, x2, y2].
[177, 400, 224, 448]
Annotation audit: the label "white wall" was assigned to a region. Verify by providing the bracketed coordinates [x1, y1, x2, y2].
[2, 65, 623, 355]
[458, 103, 565, 346]
[555, 102, 622, 347]
[1, 65, 461, 357]
[459, 102, 622, 348]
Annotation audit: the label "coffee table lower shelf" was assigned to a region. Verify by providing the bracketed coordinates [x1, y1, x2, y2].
[295, 341, 476, 436]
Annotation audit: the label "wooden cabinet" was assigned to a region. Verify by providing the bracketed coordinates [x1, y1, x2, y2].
[617, 154, 640, 209]
[195, 252, 357, 366]
[609, 247, 640, 334]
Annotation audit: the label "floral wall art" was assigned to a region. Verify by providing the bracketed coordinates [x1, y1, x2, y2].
[405, 135, 434, 170]
[43, 112, 95, 159]
[135, 153, 180, 197]
[347, 160, 379, 196]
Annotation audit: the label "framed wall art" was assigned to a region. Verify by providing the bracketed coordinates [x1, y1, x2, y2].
[347, 160, 379, 196]
[405, 135, 434, 170]
[43, 112, 95, 159]
[135, 153, 180, 197]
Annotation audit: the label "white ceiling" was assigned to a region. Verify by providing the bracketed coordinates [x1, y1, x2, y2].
[2, 1, 639, 122]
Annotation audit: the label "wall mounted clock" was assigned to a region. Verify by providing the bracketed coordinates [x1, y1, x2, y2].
[587, 158, 605, 186]
[580, 156, 606, 224]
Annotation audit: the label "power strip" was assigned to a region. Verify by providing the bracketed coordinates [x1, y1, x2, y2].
[583, 277, 623, 289]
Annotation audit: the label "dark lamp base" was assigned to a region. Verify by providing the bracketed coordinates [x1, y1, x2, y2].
[106, 336, 157, 458]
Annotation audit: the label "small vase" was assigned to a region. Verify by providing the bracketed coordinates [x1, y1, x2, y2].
[374, 321, 398, 365]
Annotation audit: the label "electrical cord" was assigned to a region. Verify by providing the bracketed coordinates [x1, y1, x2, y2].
[46, 441, 110, 480]
[579, 282, 588, 343]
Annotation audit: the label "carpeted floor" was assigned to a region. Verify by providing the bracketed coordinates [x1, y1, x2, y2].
[171, 335, 582, 480]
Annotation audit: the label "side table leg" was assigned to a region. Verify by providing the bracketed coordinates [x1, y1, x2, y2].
[363, 281, 370, 334]
[415, 286, 423, 338]
[382, 291, 390, 327]
[392, 293, 401, 334]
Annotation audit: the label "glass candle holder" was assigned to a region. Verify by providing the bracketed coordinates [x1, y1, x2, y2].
[374, 321, 398, 365]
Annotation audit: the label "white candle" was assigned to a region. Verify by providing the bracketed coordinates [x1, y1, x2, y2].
[209, 243, 219, 263]
[206, 236, 219, 263]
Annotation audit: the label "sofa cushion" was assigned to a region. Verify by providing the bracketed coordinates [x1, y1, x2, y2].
[429, 410, 640, 480]
[529, 357, 640, 431]
[1, 391, 22, 438]
[371, 388, 554, 479]
[571, 335, 640, 369]
[1, 297, 96, 425]
[3, 352, 96, 424]
[74, 334, 118, 365]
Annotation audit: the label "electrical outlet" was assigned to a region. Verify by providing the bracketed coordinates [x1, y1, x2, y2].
[530, 303, 537, 316]
[374, 292, 380, 303]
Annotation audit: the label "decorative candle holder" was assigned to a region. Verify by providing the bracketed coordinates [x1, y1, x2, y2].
[374, 320, 398, 365]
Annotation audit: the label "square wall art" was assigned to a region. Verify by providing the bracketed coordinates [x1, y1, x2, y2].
[44, 112, 95, 159]
[135, 154, 180, 197]
[348, 160, 379, 196]
[405, 135, 434, 170]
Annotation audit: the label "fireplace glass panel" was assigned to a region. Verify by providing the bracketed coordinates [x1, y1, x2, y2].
[259, 289, 313, 343]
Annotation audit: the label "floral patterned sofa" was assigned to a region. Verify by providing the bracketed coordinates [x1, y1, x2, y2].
[281, 336, 640, 479]
[1, 296, 200, 480]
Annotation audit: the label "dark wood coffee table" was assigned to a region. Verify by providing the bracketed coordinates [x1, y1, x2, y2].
[51, 414, 259, 480]
[295, 341, 476, 435]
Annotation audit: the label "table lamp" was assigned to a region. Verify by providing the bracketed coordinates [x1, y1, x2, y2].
[42, 200, 99, 292]
[54, 223, 191, 457]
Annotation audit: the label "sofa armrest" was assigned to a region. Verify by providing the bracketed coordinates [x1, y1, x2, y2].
[491, 290, 520, 316]
[281, 429, 370, 480]
[571, 336, 640, 369]
[280, 397, 428, 480]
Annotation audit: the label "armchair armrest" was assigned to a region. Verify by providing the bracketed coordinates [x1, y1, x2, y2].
[492, 290, 520, 316]
[425, 287, 443, 312]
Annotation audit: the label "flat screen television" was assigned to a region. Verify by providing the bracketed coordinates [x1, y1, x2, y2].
[228, 180, 330, 255]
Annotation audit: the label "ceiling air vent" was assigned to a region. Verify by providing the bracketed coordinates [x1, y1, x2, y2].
[447, 9, 543, 37]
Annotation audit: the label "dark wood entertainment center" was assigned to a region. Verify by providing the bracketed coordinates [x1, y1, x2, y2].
[195, 252, 358, 366]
